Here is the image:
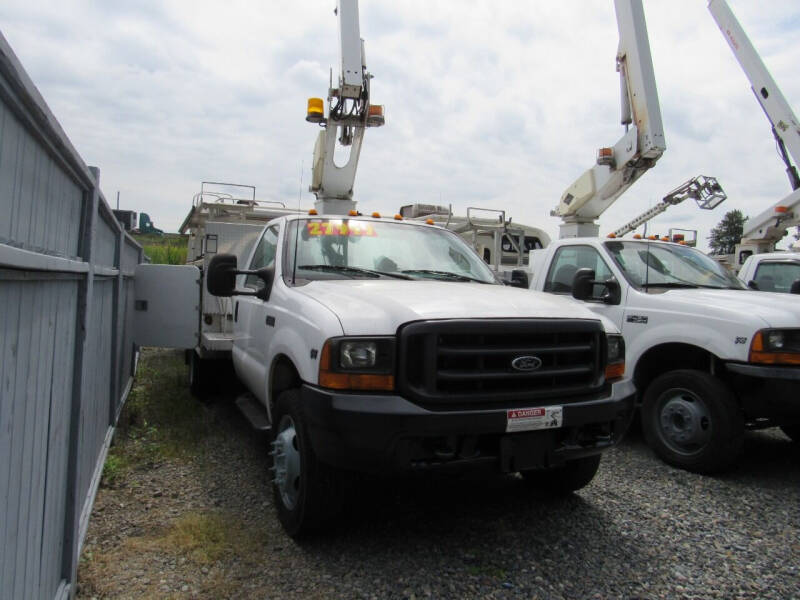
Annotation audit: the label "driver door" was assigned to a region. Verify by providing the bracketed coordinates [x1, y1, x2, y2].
[233, 224, 280, 401]
[543, 244, 626, 331]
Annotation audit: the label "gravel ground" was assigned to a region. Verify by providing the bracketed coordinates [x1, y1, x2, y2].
[78, 351, 800, 600]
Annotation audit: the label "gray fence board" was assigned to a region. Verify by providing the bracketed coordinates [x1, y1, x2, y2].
[0, 32, 145, 600]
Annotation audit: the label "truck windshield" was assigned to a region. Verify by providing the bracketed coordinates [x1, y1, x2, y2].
[284, 218, 498, 284]
[604, 241, 745, 290]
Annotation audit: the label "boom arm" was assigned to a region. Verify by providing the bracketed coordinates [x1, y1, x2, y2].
[709, 0, 800, 191]
[305, 0, 385, 215]
[709, 0, 800, 256]
[610, 175, 726, 238]
[553, 0, 666, 238]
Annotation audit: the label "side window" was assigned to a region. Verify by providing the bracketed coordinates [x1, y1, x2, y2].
[245, 225, 279, 288]
[754, 262, 800, 293]
[544, 246, 614, 295]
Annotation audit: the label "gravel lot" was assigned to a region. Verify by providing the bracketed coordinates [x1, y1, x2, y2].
[78, 350, 800, 600]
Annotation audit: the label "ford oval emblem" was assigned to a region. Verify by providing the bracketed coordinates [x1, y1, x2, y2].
[511, 355, 542, 371]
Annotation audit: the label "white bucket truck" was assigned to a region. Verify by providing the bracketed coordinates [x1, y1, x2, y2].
[527, 237, 800, 473]
[134, 0, 635, 536]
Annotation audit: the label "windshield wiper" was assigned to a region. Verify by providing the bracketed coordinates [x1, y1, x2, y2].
[640, 282, 700, 289]
[400, 269, 490, 283]
[298, 264, 412, 279]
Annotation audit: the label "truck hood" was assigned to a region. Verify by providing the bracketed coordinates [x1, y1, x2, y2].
[647, 288, 799, 328]
[295, 280, 612, 336]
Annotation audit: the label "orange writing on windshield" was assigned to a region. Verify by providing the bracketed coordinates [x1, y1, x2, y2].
[306, 221, 377, 237]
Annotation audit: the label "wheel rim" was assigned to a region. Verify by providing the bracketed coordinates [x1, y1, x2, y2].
[655, 388, 712, 456]
[271, 415, 301, 510]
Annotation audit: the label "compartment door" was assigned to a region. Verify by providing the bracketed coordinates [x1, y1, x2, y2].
[133, 264, 200, 348]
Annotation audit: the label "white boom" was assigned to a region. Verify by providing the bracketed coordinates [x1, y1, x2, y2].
[611, 175, 726, 238]
[305, 0, 384, 215]
[709, 0, 800, 259]
[553, 0, 666, 239]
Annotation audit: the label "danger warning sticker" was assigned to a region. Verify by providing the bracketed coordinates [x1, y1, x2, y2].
[506, 406, 563, 433]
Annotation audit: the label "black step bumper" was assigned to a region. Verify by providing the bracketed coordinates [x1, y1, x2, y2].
[299, 380, 636, 473]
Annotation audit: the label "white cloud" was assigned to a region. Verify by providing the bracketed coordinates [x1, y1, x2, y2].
[1, 0, 799, 250]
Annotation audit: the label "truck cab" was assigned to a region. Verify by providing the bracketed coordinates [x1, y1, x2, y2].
[528, 238, 800, 473]
[737, 252, 800, 294]
[205, 214, 635, 535]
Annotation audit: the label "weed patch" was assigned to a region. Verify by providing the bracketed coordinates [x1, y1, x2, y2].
[104, 348, 211, 485]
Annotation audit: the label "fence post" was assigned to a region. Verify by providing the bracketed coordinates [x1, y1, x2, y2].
[109, 226, 123, 423]
[60, 166, 100, 598]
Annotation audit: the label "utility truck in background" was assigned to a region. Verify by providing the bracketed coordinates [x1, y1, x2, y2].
[709, 0, 800, 274]
[609, 175, 727, 240]
[134, 0, 636, 537]
[526, 237, 800, 473]
[552, 0, 666, 239]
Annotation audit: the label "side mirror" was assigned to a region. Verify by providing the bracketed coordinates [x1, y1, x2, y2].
[747, 280, 760, 291]
[206, 253, 275, 301]
[602, 278, 622, 305]
[572, 268, 621, 305]
[253, 264, 275, 301]
[509, 269, 529, 289]
[207, 254, 238, 296]
[791, 279, 800, 295]
[572, 268, 595, 301]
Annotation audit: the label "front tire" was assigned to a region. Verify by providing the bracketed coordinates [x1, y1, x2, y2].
[520, 454, 602, 495]
[270, 389, 343, 537]
[642, 370, 743, 473]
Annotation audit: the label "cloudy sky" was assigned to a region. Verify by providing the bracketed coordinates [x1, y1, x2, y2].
[2, 1, 799, 250]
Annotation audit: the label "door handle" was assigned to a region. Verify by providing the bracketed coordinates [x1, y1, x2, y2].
[234, 301, 239, 323]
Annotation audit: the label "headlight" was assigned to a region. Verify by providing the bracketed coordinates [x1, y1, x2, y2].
[340, 340, 378, 369]
[749, 329, 800, 365]
[319, 336, 395, 390]
[604, 334, 625, 380]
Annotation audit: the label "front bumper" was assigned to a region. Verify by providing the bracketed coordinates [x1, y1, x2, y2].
[300, 379, 636, 473]
[725, 362, 800, 424]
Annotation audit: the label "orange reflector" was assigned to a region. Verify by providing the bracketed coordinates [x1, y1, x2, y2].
[371, 212, 381, 218]
[607, 233, 617, 238]
[349, 210, 359, 216]
[598, 147, 613, 158]
[775, 206, 789, 214]
[425, 219, 434, 225]
[648, 235, 658, 240]
[633, 234, 642, 239]
[661, 237, 669, 242]
[605, 362, 625, 380]
[308, 209, 318, 215]
[394, 214, 403, 220]
[679, 241, 686, 245]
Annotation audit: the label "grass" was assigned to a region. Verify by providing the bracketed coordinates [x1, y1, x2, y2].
[101, 348, 210, 487]
[132, 233, 188, 265]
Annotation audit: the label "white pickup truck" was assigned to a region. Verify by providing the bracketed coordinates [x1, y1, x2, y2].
[737, 251, 800, 294]
[201, 213, 634, 535]
[528, 238, 800, 473]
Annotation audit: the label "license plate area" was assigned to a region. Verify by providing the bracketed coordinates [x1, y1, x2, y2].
[506, 406, 563, 433]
